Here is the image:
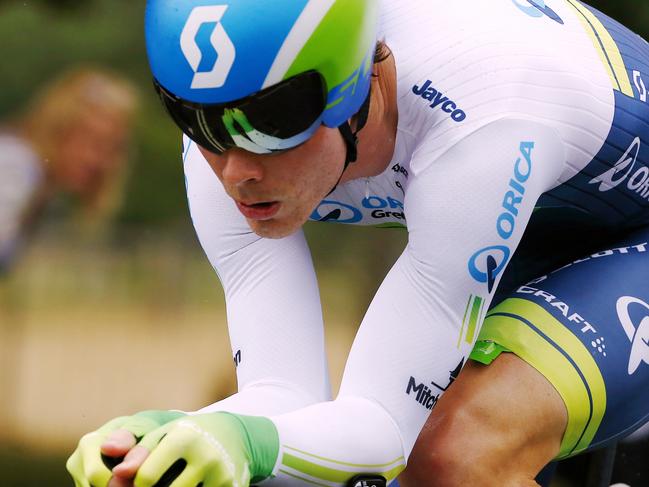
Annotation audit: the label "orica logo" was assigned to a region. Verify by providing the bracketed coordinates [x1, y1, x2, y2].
[180, 6, 236, 90]
[311, 200, 363, 224]
[512, 0, 564, 24]
[616, 296, 649, 375]
[467, 141, 534, 292]
[468, 246, 511, 291]
[311, 195, 405, 224]
[589, 137, 641, 192]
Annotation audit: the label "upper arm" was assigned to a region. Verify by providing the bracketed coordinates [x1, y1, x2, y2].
[339, 119, 566, 454]
[406, 118, 566, 313]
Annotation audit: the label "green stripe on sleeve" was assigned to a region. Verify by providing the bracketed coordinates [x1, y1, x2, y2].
[282, 451, 405, 483]
[279, 469, 333, 487]
[284, 446, 404, 469]
[465, 296, 484, 344]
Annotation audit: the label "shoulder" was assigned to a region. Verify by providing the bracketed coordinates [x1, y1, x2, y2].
[381, 0, 616, 175]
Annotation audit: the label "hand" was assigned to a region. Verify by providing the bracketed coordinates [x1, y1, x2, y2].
[124, 413, 279, 487]
[104, 430, 150, 487]
[66, 410, 186, 487]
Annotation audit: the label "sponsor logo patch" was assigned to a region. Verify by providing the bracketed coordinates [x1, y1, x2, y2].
[616, 296, 649, 375]
[412, 80, 467, 123]
[517, 285, 601, 337]
[589, 137, 649, 202]
[468, 142, 534, 292]
[406, 360, 465, 411]
[512, 0, 564, 24]
[311, 195, 405, 224]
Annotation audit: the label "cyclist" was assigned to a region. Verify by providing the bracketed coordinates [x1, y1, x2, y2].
[68, 1, 649, 486]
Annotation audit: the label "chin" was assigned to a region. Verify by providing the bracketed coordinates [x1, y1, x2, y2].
[247, 216, 305, 239]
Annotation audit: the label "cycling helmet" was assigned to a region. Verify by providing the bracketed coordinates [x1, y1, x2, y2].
[145, 0, 379, 159]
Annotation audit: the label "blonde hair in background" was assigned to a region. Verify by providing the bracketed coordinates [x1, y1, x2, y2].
[19, 67, 138, 225]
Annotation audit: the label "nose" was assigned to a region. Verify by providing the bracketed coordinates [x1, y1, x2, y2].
[220, 149, 265, 187]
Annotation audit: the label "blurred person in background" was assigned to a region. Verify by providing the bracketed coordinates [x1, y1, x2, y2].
[0, 66, 137, 446]
[0, 67, 137, 275]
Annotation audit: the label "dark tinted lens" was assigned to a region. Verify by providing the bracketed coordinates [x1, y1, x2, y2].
[237, 71, 326, 139]
[153, 71, 326, 154]
[154, 84, 231, 153]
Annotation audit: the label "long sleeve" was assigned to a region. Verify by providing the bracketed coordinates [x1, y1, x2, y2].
[183, 137, 331, 415]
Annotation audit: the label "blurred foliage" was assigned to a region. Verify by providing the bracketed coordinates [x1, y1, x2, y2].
[0, 443, 69, 487]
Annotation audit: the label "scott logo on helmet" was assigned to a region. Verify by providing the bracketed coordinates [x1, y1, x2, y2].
[180, 6, 236, 89]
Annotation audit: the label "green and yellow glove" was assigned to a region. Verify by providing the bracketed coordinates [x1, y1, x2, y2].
[66, 410, 185, 487]
[133, 412, 279, 487]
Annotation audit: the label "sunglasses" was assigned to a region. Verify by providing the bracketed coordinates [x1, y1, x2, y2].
[154, 70, 328, 155]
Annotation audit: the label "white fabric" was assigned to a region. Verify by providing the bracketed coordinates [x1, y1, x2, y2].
[184, 141, 331, 412]
[194, 381, 319, 417]
[0, 134, 42, 268]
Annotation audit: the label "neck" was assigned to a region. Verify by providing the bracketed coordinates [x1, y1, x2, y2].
[340, 52, 398, 183]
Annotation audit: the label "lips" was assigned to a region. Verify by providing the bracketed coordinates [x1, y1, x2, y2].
[236, 200, 281, 220]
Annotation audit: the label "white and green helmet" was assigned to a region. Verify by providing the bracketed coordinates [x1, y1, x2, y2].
[145, 0, 380, 155]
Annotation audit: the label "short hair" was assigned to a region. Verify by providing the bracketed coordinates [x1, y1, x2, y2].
[374, 40, 392, 64]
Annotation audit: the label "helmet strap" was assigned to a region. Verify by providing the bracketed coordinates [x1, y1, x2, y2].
[327, 90, 372, 196]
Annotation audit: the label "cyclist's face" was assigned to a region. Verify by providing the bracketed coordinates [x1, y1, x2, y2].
[199, 125, 346, 239]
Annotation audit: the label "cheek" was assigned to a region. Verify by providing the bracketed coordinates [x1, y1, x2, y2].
[291, 156, 333, 202]
[295, 130, 345, 195]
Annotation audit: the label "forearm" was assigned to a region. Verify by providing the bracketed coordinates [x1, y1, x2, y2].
[193, 380, 322, 416]
[254, 252, 462, 485]
[221, 241, 331, 403]
[266, 397, 405, 486]
[185, 139, 332, 412]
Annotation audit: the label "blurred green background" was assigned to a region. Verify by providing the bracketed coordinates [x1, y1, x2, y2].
[0, 0, 648, 485]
